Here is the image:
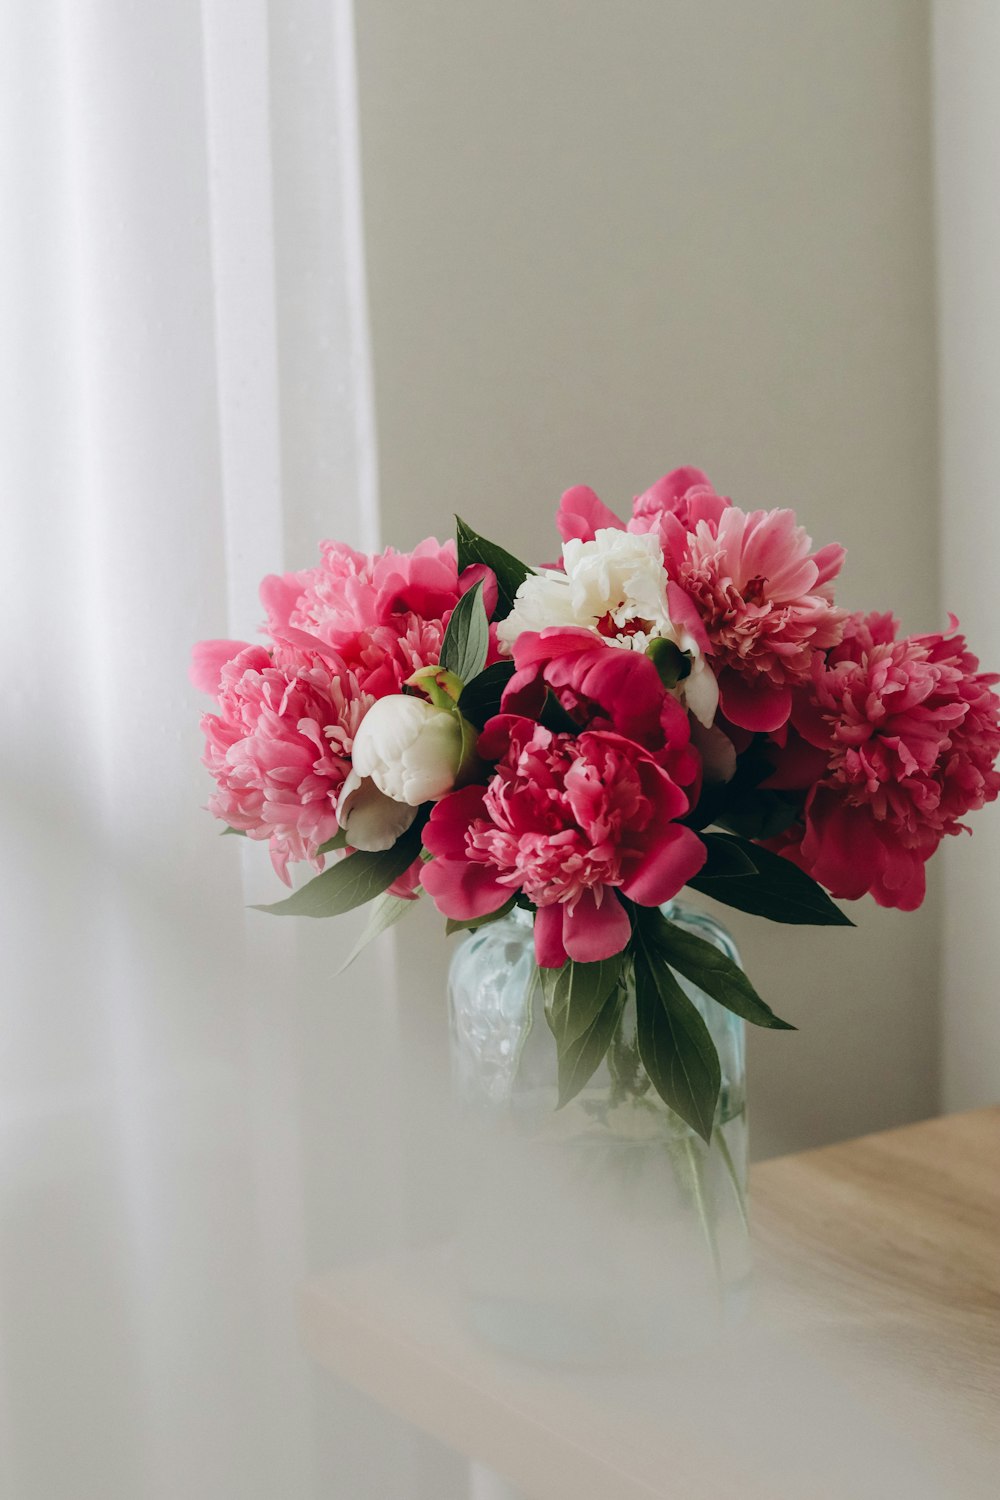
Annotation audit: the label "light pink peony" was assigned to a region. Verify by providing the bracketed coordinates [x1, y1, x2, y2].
[198, 643, 373, 883]
[771, 613, 1000, 909]
[421, 715, 707, 966]
[261, 537, 496, 698]
[191, 638, 256, 695]
[659, 505, 845, 732]
[193, 535, 497, 882]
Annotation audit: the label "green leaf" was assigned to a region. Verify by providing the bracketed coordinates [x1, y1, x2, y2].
[455, 516, 533, 620]
[455, 707, 481, 783]
[541, 954, 625, 1049]
[715, 791, 802, 842]
[253, 821, 422, 918]
[337, 893, 416, 973]
[316, 828, 349, 856]
[697, 832, 757, 879]
[555, 986, 627, 1108]
[688, 833, 854, 927]
[445, 897, 517, 935]
[641, 908, 795, 1030]
[440, 580, 489, 684]
[634, 938, 721, 1143]
[221, 826, 247, 837]
[682, 734, 800, 837]
[458, 660, 516, 730]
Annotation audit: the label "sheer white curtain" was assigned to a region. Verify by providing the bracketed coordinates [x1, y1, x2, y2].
[0, 4, 443, 1497]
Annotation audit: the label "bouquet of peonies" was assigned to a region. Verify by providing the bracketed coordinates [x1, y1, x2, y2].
[192, 468, 1000, 1138]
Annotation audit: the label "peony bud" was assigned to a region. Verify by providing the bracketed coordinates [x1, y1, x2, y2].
[349, 694, 473, 807]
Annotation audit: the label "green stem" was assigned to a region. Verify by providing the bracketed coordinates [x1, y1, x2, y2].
[715, 1123, 749, 1236]
[681, 1134, 723, 1292]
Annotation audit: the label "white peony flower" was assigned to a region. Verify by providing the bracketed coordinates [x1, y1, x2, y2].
[349, 694, 467, 806]
[497, 528, 719, 725]
[336, 770, 418, 852]
[497, 529, 668, 649]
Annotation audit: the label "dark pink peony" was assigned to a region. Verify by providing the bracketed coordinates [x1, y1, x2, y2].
[421, 716, 707, 966]
[770, 613, 1000, 909]
[261, 537, 496, 698]
[502, 626, 700, 789]
[630, 467, 731, 536]
[198, 643, 373, 883]
[557, 466, 730, 546]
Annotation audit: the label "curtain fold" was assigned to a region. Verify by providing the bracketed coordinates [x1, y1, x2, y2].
[0, 5, 418, 1496]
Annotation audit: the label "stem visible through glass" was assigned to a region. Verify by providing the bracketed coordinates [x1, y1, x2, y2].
[715, 1122, 749, 1234]
[681, 1135, 724, 1291]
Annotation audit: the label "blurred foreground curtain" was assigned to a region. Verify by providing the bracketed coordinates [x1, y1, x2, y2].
[0, 4, 437, 1498]
[932, 1, 1000, 1109]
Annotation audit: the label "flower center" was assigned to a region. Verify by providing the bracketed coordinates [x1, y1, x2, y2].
[595, 608, 654, 640]
[741, 574, 768, 606]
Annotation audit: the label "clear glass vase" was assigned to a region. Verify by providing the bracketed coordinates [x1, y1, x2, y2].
[447, 901, 749, 1366]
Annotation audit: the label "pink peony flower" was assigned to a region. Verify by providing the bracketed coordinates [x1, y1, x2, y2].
[770, 613, 1000, 909]
[659, 505, 845, 732]
[629, 467, 731, 536]
[191, 638, 255, 695]
[194, 534, 499, 883]
[557, 466, 730, 546]
[421, 716, 707, 966]
[556, 485, 629, 544]
[198, 643, 374, 883]
[261, 537, 497, 698]
[502, 627, 701, 789]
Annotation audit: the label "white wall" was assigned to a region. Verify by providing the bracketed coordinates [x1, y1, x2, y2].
[355, 1, 942, 1156]
[933, 2, 1000, 1111]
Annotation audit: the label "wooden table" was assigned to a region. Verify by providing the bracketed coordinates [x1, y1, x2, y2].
[303, 1108, 1000, 1499]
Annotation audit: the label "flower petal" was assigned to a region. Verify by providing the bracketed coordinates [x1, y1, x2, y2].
[619, 823, 707, 906]
[420, 854, 510, 921]
[422, 786, 488, 857]
[689, 721, 737, 784]
[458, 562, 499, 619]
[556, 485, 625, 544]
[561, 888, 631, 962]
[533, 904, 568, 968]
[719, 671, 793, 732]
[337, 772, 417, 852]
[190, 639, 252, 694]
